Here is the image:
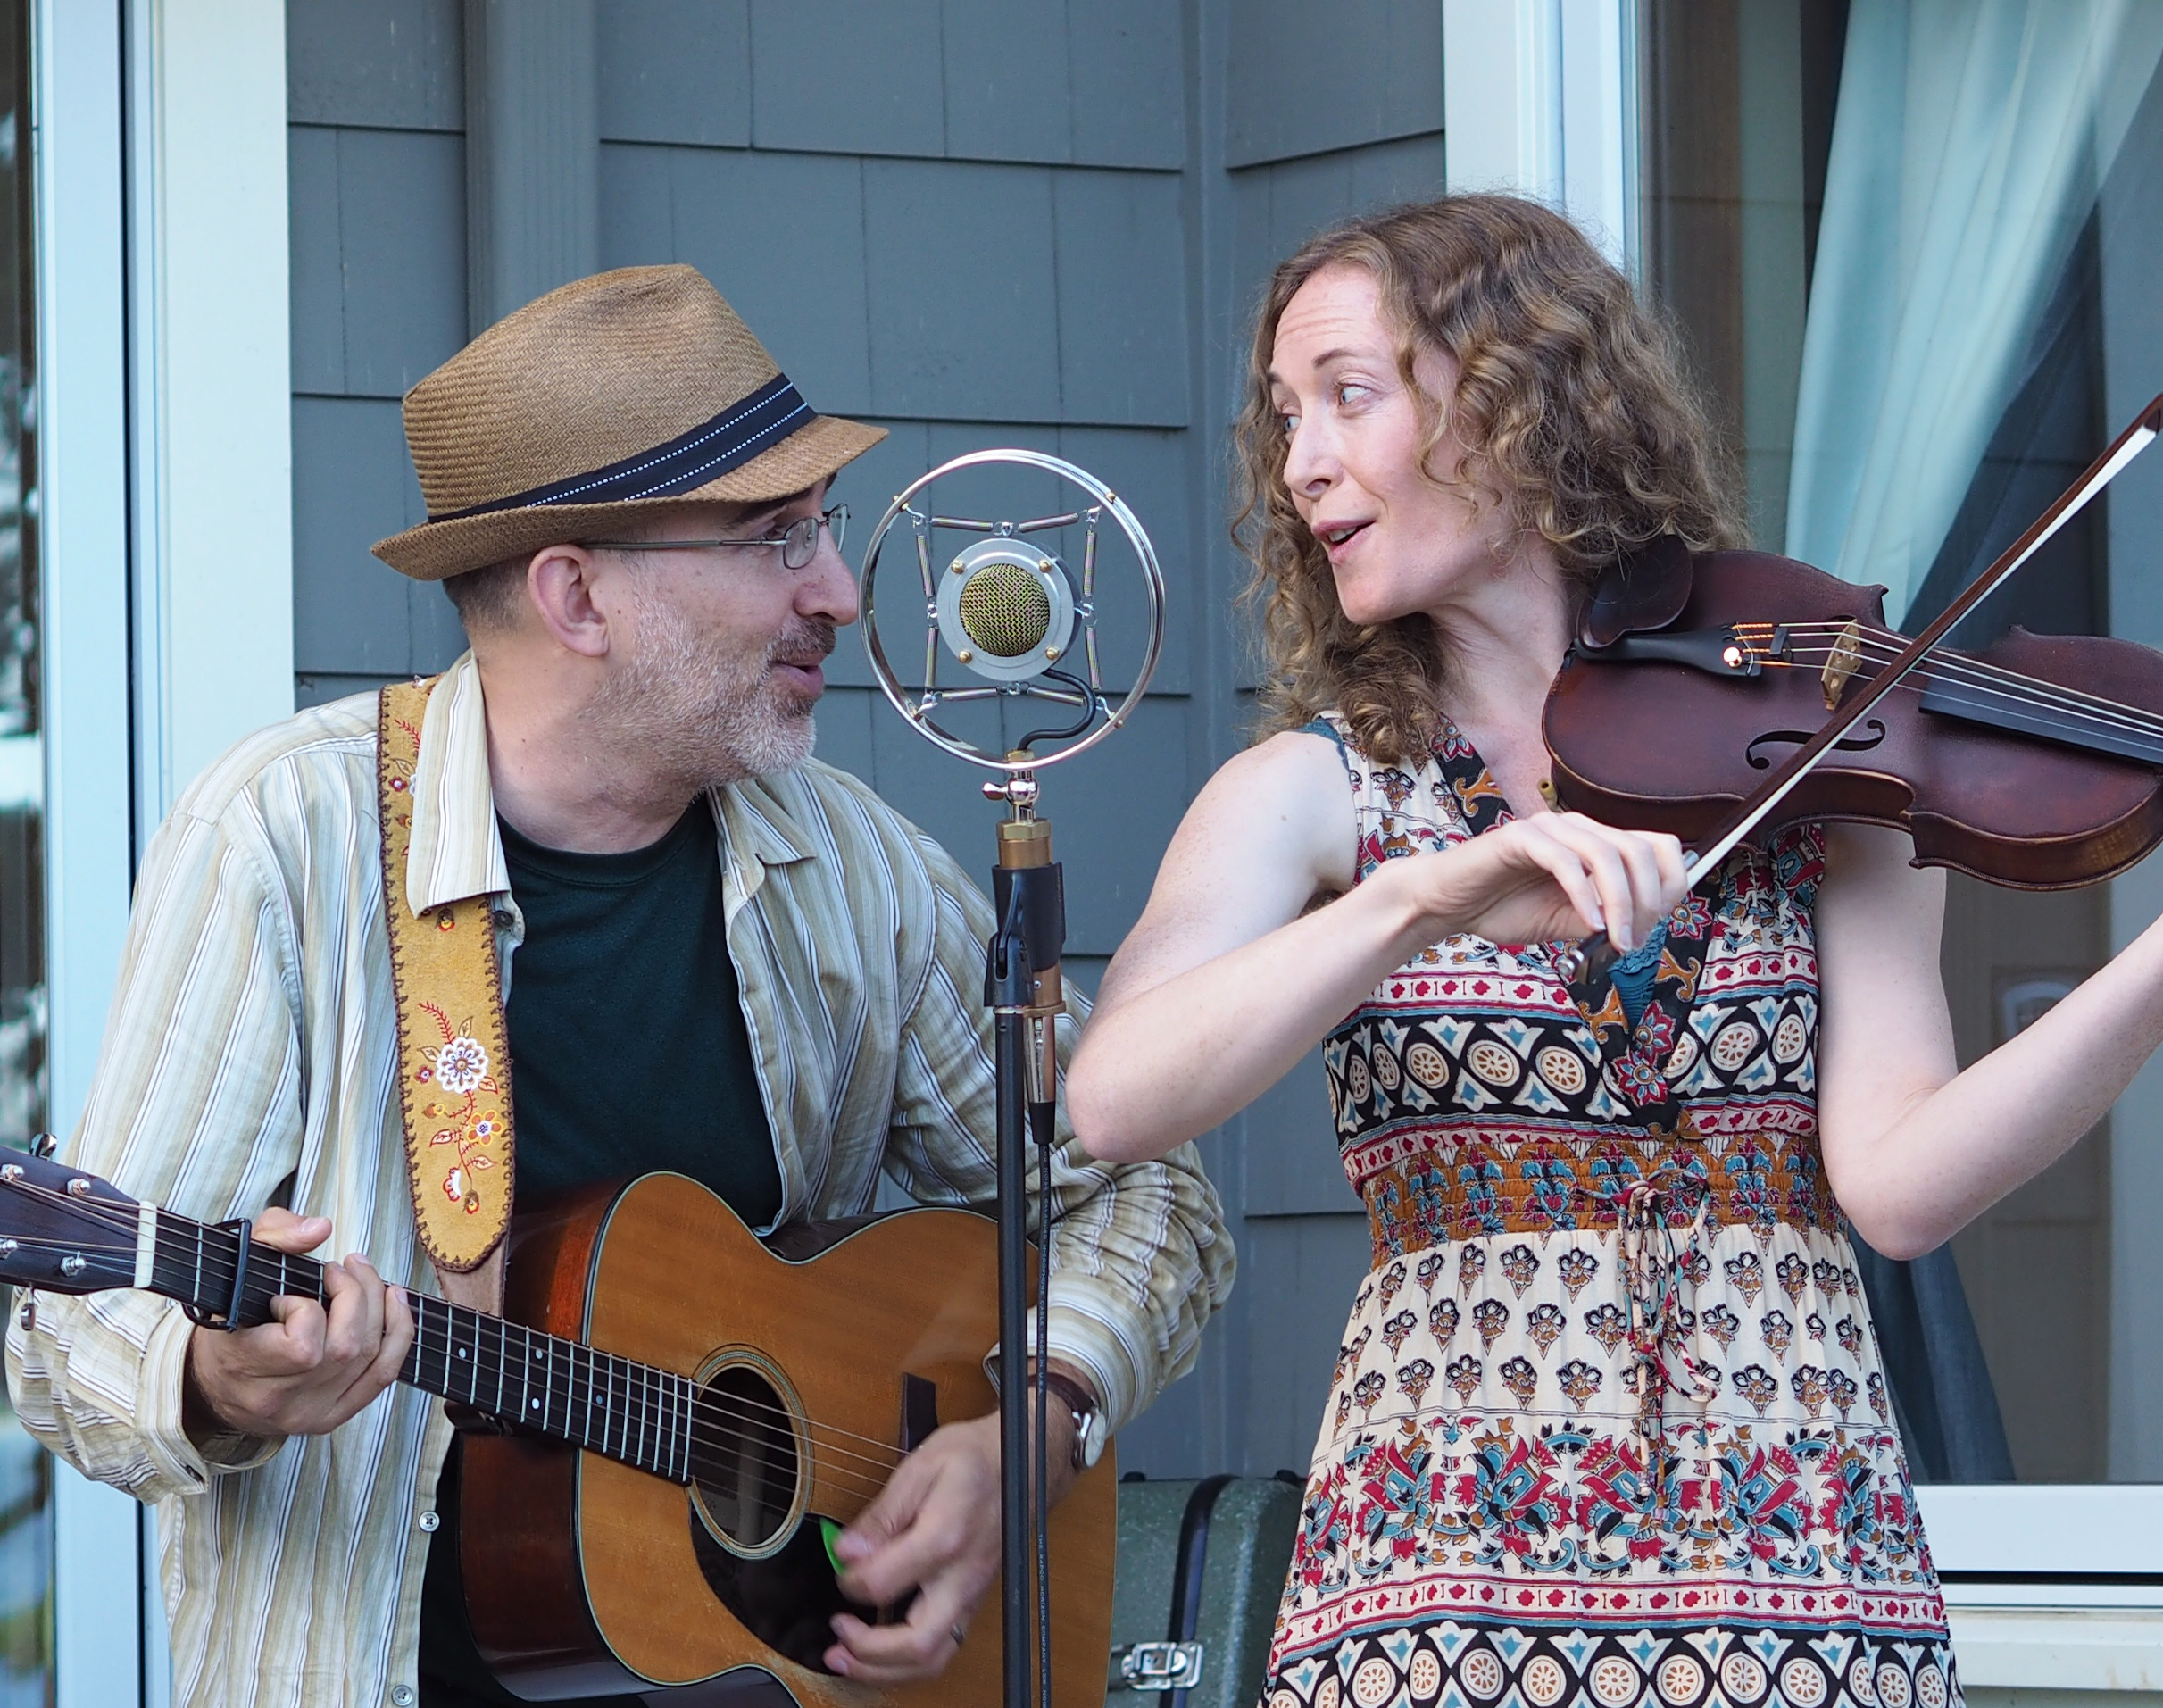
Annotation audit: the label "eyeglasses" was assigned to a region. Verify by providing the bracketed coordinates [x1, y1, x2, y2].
[585, 504, 848, 571]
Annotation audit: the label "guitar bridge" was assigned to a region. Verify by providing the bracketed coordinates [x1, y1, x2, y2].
[902, 1373, 938, 1453]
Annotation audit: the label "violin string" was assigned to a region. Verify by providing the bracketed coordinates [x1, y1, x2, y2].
[1727, 623, 2163, 743]
[1735, 621, 2160, 724]
[1768, 646, 2163, 743]
[1755, 654, 2163, 750]
[1730, 621, 2163, 737]
[1728, 619, 2145, 718]
[0, 1180, 912, 1478]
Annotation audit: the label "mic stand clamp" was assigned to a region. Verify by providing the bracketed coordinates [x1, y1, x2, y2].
[982, 760, 1066, 1708]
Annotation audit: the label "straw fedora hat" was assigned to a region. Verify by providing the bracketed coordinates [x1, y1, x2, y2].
[372, 264, 886, 581]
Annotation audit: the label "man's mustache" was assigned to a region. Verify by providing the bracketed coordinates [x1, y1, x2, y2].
[770, 621, 837, 669]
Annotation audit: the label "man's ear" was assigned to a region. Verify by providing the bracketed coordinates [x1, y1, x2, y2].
[525, 545, 613, 659]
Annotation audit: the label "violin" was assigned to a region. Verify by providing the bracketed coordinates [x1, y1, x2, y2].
[1541, 394, 2163, 982]
[1543, 537, 2163, 890]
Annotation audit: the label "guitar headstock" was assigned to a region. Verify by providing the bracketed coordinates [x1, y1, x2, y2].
[0, 1143, 146, 1296]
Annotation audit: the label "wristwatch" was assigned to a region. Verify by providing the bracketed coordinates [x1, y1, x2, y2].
[1039, 1371, 1107, 1470]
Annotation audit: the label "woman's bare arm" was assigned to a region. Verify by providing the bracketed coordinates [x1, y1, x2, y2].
[1068, 732, 1685, 1162]
[1817, 822, 2163, 1255]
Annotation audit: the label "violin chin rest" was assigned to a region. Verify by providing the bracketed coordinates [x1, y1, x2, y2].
[1581, 534, 1693, 649]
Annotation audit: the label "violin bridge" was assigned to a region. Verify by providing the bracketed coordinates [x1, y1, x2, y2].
[1821, 620, 1865, 709]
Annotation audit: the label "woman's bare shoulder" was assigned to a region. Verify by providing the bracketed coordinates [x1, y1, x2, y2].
[1150, 727, 1357, 904]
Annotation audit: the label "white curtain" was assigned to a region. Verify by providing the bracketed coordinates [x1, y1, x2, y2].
[1785, 0, 2163, 621]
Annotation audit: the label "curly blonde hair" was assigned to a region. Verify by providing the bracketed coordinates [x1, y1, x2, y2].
[1234, 194, 1743, 764]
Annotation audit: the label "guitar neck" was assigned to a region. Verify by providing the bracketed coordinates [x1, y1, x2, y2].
[146, 1211, 700, 1484]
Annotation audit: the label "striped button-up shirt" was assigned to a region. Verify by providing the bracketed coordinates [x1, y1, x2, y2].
[6, 652, 1232, 1708]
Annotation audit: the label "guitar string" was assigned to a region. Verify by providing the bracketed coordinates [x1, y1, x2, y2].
[2, 1212, 909, 1496]
[4, 1186, 916, 1478]
[401, 1313, 901, 1503]
[1726, 621, 2163, 740]
[411, 1296, 901, 1470]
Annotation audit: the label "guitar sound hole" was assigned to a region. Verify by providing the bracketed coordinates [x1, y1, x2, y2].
[689, 1358, 803, 1556]
[689, 1503, 870, 1674]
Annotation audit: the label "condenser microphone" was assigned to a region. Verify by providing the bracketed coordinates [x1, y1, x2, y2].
[859, 447, 1164, 773]
[856, 446, 1167, 1708]
[936, 539, 1077, 683]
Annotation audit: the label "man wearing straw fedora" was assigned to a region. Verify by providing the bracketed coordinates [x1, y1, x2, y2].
[7, 265, 1231, 1708]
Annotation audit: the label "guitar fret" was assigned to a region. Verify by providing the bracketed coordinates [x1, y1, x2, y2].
[579, 1344, 597, 1451]
[676, 1373, 690, 1482]
[454, 1307, 474, 1404]
[568, 1342, 584, 1446]
[433, 1302, 453, 1394]
[600, 1350, 615, 1454]
[669, 1373, 684, 1482]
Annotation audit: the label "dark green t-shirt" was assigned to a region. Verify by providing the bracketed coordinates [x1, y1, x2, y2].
[492, 801, 781, 1218]
[418, 799, 783, 1706]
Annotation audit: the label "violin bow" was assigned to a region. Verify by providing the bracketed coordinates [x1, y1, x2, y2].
[1557, 390, 2163, 983]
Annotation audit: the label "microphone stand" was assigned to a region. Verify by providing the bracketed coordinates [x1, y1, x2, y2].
[983, 761, 1064, 1708]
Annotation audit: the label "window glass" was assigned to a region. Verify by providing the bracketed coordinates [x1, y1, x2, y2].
[0, 0, 51, 1692]
[1641, 0, 2163, 1488]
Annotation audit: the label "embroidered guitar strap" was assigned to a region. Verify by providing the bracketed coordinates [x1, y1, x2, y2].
[378, 678, 513, 1312]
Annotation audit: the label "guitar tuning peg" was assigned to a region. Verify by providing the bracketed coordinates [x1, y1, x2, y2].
[29, 1135, 56, 1159]
[16, 1291, 35, 1332]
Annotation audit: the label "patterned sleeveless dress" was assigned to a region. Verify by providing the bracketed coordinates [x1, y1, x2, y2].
[1260, 714, 1959, 1708]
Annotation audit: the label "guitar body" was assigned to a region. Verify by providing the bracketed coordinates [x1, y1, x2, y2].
[456, 1173, 1116, 1705]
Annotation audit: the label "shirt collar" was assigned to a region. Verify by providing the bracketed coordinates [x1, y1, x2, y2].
[408, 651, 509, 912]
[712, 771, 821, 872]
[405, 651, 822, 910]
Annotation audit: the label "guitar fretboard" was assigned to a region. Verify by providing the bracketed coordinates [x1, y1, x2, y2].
[148, 1212, 701, 1482]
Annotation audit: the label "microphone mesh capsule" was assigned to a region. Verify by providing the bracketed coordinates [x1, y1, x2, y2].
[957, 562, 1052, 657]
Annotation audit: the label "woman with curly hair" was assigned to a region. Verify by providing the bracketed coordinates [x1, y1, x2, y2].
[1069, 195, 2157, 1708]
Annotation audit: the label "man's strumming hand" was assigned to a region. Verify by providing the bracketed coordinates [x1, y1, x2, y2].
[822, 1368, 1089, 1684]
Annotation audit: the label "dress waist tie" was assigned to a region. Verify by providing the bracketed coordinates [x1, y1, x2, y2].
[1618, 1178, 1718, 1442]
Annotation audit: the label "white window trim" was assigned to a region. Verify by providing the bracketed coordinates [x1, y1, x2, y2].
[129, 0, 292, 820]
[1919, 1485, 2163, 1587]
[1442, 0, 1640, 274]
[35, 0, 143, 1701]
[34, 2, 291, 1704]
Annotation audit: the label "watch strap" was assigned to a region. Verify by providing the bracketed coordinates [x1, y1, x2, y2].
[1038, 1370, 1101, 1470]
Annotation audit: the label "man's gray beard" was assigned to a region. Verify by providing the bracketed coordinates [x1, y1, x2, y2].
[595, 594, 822, 792]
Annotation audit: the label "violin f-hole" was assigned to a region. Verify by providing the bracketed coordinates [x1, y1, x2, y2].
[1745, 718, 1888, 771]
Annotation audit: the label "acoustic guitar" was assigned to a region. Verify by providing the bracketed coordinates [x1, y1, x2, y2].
[0, 1152, 1116, 1705]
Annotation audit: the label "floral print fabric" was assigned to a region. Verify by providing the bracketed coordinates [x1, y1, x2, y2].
[1262, 715, 1958, 1708]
